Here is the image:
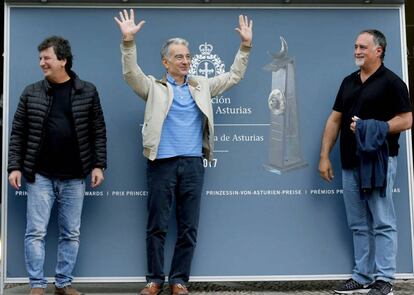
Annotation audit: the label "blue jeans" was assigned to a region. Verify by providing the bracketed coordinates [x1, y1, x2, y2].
[342, 156, 398, 285]
[25, 173, 85, 289]
[146, 157, 205, 285]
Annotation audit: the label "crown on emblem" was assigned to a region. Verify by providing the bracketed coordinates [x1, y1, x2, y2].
[199, 42, 213, 55]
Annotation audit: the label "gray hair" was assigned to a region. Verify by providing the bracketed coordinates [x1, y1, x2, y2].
[359, 29, 387, 60]
[160, 37, 189, 59]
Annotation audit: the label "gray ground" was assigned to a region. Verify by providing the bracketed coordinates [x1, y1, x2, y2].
[4, 280, 414, 295]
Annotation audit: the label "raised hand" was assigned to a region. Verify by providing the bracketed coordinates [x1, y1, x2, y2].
[114, 9, 146, 41]
[235, 15, 253, 47]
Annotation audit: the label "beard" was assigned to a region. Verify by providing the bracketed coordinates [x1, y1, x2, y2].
[355, 58, 365, 67]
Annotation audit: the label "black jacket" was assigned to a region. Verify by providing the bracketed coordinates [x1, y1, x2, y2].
[8, 71, 107, 182]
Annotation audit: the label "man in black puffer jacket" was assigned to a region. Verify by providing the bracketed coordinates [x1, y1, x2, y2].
[8, 36, 107, 295]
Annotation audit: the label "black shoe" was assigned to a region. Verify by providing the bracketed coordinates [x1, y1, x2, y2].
[334, 278, 371, 294]
[367, 280, 393, 295]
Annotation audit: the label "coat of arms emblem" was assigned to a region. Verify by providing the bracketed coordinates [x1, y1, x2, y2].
[189, 42, 225, 78]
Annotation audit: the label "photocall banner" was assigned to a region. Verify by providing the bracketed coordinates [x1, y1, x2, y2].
[3, 4, 413, 280]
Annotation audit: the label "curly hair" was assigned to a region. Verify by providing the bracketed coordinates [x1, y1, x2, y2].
[38, 36, 73, 72]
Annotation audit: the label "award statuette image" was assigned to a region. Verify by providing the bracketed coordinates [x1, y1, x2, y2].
[264, 37, 307, 174]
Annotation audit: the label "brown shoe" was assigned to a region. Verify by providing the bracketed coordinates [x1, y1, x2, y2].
[54, 285, 84, 295]
[30, 288, 45, 295]
[140, 282, 162, 295]
[170, 284, 189, 295]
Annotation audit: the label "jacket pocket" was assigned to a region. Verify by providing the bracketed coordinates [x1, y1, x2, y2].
[141, 120, 157, 148]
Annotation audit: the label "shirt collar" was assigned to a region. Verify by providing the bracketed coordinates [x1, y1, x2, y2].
[166, 73, 188, 86]
[356, 63, 385, 80]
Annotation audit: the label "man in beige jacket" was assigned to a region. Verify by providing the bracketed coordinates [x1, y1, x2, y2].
[115, 9, 252, 295]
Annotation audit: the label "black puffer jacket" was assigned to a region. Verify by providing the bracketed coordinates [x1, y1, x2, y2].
[8, 71, 107, 182]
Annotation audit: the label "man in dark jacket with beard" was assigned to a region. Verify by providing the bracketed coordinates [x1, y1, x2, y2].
[8, 36, 107, 295]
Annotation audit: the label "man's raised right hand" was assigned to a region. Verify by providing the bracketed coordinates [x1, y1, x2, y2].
[114, 9, 146, 41]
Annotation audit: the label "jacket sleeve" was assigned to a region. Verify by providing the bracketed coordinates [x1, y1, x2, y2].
[91, 88, 107, 170]
[208, 44, 251, 97]
[8, 89, 29, 173]
[121, 40, 153, 101]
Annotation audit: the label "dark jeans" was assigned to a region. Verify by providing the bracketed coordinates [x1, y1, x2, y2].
[146, 156, 205, 285]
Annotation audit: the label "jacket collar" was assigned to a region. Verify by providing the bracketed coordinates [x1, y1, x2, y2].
[43, 70, 83, 94]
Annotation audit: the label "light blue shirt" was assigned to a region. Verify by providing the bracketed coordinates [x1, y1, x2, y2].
[156, 74, 204, 159]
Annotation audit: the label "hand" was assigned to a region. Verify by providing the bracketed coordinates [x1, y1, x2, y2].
[350, 115, 359, 133]
[91, 168, 104, 188]
[8, 170, 22, 190]
[114, 9, 146, 41]
[319, 157, 334, 182]
[235, 15, 253, 47]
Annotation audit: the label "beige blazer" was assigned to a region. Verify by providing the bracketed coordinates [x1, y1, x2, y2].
[121, 40, 251, 161]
